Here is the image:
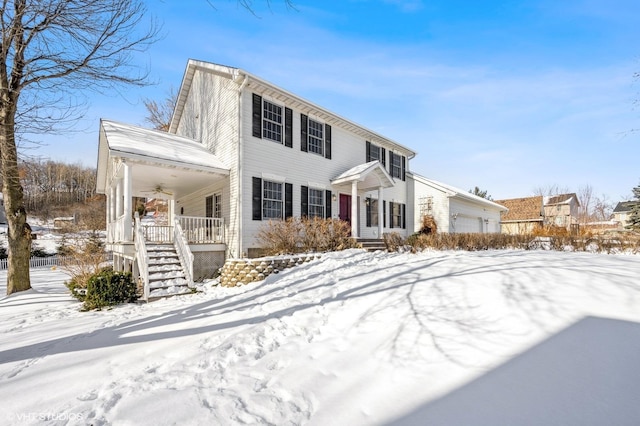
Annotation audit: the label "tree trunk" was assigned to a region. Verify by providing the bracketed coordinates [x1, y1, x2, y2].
[0, 106, 32, 295]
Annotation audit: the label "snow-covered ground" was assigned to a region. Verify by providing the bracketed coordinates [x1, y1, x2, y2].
[1, 249, 640, 425]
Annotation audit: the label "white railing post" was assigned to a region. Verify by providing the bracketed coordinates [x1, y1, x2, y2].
[173, 217, 194, 288]
[134, 213, 150, 301]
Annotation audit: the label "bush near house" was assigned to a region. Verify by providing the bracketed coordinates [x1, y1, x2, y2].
[388, 231, 640, 254]
[257, 217, 359, 255]
[67, 267, 137, 311]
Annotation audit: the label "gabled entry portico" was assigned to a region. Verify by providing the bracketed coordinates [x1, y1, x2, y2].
[331, 161, 395, 238]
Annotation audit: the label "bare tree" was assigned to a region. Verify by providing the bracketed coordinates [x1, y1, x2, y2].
[143, 87, 177, 131]
[532, 184, 571, 197]
[1, 0, 159, 295]
[577, 184, 593, 224]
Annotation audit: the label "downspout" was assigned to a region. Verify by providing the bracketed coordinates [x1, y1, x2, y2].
[235, 72, 249, 258]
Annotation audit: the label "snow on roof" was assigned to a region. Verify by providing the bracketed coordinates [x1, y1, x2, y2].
[100, 120, 228, 172]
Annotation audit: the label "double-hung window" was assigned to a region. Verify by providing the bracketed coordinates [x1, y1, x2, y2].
[366, 141, 386, 166]
[390, 153, 402, 179]
[263, 180, 283, 219]
[301, 114, 332, 159]
[308, 119, 324, 155]
[263, 100, 283, 143]
[308, 188, 325, 218]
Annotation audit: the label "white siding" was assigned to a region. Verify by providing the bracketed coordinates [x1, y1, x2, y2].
[408, 174, 503, 234]
[175, 70, 242, 257]
[407, 175, 451, 233]
[240, 87, 410, 253]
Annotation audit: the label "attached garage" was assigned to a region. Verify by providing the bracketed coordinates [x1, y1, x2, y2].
[407, 173, 508, 234]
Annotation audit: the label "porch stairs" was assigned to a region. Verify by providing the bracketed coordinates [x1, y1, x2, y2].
[357, 238, 386, 252]
[146, 244, 193, 300]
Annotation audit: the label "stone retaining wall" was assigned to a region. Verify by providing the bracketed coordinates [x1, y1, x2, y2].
[219, 254, 321, 287]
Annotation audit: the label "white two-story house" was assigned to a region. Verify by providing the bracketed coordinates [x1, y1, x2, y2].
[97, 59, 415, 299]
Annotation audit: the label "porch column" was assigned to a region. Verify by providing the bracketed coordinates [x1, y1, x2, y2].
[122, 162, 132, 241]
[115, 178, 123, 218]
[351, 181, 358, 238]
[378, 186, 384, 238]
[109, 185, 116, 222]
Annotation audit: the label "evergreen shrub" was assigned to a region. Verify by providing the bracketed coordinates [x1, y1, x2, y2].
[69, 267, 137, 311]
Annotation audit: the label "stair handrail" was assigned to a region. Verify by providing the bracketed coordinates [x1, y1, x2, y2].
[134, 212, 150, 301]
[173, 216, 194, 288]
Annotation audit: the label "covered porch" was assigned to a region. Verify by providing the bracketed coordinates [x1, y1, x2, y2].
[97, 120, 230, 299]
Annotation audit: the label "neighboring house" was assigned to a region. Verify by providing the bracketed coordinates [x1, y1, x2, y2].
[543, 193, 580, 228]
[612, 201, 635, 229]
[97, 59, 416, 299]
[495, 193, 581, 234]
[493, 196, 544, 235]
[407, 173, 507, 233]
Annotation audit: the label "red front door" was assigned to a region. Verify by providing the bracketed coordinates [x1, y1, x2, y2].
[339, 194, 351, 225]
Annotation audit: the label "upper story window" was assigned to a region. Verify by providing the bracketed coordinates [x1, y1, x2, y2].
[252, 93, 293, 147]
[301, 114, 332, 159]
[366, 141, 386, 166]
[389, 151, 405, 181]
[263, 100, 283, 143]
[308, 119, 324, 155]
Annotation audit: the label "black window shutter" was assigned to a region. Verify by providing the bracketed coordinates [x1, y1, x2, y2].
[383, 200, 387, 228]
[366, 199, 371, 227]
[366, 141, 371, 162]
[401, 156, 406, 181]
[252, 177, 262, 220]
[389, 201, 394, 229]
[285, 107, 293, 148]
[301, 186, 308, 217]
[252, 94, 262, 138]
[402, 203, 406, 229]
[389, 151, 394, 175]
[381, 148, 386, 167]
[285, 183, 293, 219]
[325, 190, 332, 219]
[325, 124, 332, 159]
[300, 114, 308, 152]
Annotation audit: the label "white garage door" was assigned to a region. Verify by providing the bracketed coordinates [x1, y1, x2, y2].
[455, 216, 483, 233]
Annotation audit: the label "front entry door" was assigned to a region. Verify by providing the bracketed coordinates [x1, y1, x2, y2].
[339, 194, 351, 225]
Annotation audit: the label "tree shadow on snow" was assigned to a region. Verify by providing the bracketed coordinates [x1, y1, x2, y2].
[387, 316, 640, 426]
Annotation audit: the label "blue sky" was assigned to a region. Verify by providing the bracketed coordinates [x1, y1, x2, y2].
[34, 0, 640, 201]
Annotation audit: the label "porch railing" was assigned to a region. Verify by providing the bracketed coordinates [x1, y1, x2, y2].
[134, 213, 150, 301]
[173, 217, 194, 288]
[178, 216, 224, 244]
[108, 214, 128, 243]
[142, 225, 174, 243]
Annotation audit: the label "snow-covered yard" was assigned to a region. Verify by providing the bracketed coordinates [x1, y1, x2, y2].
[1, 249, 640, 425]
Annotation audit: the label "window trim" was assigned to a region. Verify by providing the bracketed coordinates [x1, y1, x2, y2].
[262, 99, 283, 143]
[308, 187, 325, 218]
[307, 118, 324, 156]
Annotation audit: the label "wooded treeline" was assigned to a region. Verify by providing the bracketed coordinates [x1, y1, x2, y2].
[14, 159, 98, 218]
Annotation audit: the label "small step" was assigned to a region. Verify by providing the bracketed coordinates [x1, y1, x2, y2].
[357, 238, 386, 252]
[148, 285, 194, 300]
[149, 277, 189, 289]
